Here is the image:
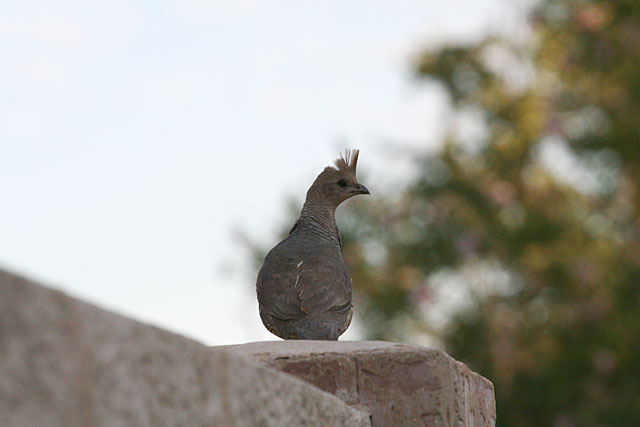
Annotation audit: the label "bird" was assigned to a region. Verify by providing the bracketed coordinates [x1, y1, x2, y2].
[256, 149, 370, 340]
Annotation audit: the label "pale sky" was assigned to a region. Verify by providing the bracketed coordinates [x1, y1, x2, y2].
[1, 0, 520, 345]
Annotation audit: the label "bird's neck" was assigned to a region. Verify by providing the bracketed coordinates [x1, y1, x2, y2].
[297, 201, 337, 233]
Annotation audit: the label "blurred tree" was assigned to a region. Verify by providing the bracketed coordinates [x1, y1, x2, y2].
[249, 0, 640, 424]
[334, 0, 640, 425]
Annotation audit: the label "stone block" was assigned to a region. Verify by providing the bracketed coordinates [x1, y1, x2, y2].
[220, 340, 496, 427]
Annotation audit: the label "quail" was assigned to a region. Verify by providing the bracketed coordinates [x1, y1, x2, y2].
[256, 149, 369, 340]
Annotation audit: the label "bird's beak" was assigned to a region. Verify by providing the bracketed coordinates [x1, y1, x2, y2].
[355, 183, 370, 195]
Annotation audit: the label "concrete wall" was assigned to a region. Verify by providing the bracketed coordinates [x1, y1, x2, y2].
[0, 268, 496, 426]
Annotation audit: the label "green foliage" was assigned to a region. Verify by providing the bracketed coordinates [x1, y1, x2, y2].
[337, 1, 640, 425]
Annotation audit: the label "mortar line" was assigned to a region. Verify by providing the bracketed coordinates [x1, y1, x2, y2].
[354, 355, 360, 402]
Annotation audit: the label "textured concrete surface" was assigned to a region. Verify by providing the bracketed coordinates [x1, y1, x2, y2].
[0, 268, 371, 427]
[220, 341, 496, 427]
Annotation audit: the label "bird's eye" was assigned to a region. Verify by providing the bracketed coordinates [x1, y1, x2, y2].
[337, 179, 348, 187]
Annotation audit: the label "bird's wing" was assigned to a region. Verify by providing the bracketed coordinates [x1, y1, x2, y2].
[257, 248, 351, 320]
[296, 257, 351, 315]
[257, 259, 307, 320]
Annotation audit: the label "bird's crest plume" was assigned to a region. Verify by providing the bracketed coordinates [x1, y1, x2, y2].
[333, 149, 360, 175]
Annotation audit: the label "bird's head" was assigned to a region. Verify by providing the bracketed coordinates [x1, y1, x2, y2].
[306, 149, 370, 209]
